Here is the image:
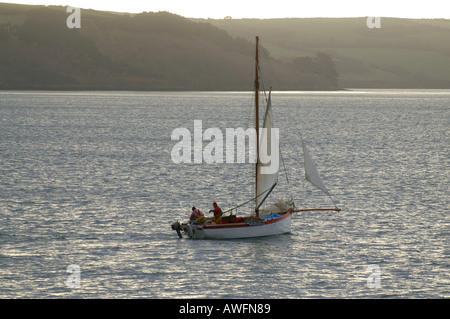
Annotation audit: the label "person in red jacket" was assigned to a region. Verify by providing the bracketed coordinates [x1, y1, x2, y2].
[209, 202, 223, 224]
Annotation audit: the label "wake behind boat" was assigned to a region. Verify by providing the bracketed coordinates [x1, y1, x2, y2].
[171, 37, 340, 239]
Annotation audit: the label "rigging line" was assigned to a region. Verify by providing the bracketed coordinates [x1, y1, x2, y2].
[263, 86, 294, 204]
[327, 192, 340, 210]
[260, 39, 283, 93]
[231, 62, 256, 211]
[258, 65, 268, 102]
[259, 38, 294, 204]
[256, 43, 268, 102]
[223, 182, 278, 215]
[260, 38, 335, 208]
[279, 144, 295, 204]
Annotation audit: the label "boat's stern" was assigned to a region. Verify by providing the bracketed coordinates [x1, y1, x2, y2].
[171, 221, 183, 238]
[171, 221, 206, 239]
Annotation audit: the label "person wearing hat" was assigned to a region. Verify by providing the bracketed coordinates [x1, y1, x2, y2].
[209, 202, 223, 224]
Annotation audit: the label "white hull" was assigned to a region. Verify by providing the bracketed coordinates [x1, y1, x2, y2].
[180, 212, 292, 239]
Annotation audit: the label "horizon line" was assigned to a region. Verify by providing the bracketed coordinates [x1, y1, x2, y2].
[2, 2, 450, 20]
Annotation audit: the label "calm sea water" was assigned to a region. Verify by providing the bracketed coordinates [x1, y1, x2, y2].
[0, 90, 448, 298]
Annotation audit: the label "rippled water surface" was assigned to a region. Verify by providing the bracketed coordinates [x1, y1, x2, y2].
[0, 90, 448, 298]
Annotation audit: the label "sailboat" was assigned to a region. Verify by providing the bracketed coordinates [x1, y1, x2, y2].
[171, 37, 340, 239]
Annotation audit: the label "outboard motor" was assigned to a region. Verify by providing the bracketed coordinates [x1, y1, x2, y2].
[171, 221, 183, 238]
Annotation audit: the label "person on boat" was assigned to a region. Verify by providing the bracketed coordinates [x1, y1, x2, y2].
[190, 207, 203, 220]
[209, 202, 223, 224]
[190, 206, 206, 224]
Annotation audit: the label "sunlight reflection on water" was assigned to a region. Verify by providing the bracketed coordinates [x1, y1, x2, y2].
[0, 90, 448, 298]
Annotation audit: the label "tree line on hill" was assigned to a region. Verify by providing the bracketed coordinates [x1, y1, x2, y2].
[0, 4, 339, 90]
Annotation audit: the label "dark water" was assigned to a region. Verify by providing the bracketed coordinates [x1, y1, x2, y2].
[0, 90, 448, 298]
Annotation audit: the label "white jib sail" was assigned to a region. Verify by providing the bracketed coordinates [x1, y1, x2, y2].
[302, 139, 330, 196]
[256, 92, 280, 209]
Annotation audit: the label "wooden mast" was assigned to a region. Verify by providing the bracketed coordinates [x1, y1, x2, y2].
[255, 36, 260, 217]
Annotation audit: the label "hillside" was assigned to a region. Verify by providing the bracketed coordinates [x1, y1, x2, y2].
[202, 17, 450, 88]
[0, 4, 338, 91]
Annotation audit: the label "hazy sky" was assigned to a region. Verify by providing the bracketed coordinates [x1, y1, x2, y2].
[5, 0, 450, 19]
